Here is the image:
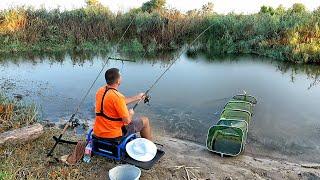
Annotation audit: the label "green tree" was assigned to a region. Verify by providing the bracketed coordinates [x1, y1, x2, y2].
[141, 0, 166, 13]
[275, 5, 286, 15]
[85, 0, 110, 14]
[290, 3, 306, 13]
[268, 6, 275, 15]
[259, 5, 275, 15]
[260, 6, 268, 14]
[85, 0, 103, 7]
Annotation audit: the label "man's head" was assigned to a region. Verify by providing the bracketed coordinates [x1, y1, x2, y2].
[105, 68, 121, 86]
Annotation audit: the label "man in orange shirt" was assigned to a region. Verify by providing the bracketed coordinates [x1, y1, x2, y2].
[93, 68, 152, 140]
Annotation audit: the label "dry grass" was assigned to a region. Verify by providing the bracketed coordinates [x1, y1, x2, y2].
[0, 94, 39, 133]
[0, 9, 26, 34]
[0, 128, 118, 180]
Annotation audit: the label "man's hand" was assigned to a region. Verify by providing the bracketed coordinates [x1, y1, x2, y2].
[137, 93, 146, 101]
[129, 108, 135, 116]
[125, 93, 146, 105]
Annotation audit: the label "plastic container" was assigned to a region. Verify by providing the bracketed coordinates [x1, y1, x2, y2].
[83, 141, 92, 163]
[109, 165, 141, 180]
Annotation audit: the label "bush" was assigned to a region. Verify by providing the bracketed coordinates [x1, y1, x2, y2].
[203, 8, 320, 63]
[122, 38, 144, 53]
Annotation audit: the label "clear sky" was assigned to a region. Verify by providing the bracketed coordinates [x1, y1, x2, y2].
[1, 0, 320, 14]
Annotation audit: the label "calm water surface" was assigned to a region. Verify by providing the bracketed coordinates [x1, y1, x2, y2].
[1, 53, 320, 163]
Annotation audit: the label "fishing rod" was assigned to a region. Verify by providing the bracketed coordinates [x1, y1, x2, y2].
[47, 17, 135, 158]
[133, 23, 215, 110]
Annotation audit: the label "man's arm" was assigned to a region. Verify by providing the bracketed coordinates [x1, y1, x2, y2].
[122, 109, 134, 124]
[125, 93, 145, 104]
[114, 95, 131, 124]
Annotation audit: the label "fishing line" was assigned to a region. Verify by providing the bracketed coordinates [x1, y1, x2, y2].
[47, 17, 135, 157]
[133, 23, 215, 110]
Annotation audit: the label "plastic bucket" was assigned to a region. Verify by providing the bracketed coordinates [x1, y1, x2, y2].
[109, 165, 141, 180]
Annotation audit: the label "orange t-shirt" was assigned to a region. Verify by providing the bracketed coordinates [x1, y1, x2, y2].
[93, 86, 129, 138]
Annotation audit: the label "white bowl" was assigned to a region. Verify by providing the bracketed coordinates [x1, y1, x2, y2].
[109, 164, 141, 180]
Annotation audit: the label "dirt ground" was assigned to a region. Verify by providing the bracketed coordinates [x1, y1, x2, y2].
[150, 136, 320, 180]
[1, 128, 319, 180]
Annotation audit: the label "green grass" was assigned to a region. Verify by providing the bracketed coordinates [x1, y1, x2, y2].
[0, 171, 12, 180]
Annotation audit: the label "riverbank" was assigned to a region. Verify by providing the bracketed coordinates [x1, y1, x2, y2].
[1, 127, 319, 179]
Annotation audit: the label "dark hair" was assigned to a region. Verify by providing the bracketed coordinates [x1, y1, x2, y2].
[105, 68, 120, 85]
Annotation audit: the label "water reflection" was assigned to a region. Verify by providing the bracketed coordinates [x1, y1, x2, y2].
[187, 50, 320, 90]
[3, 50, 320, 91]
[275, 62, 320, 89]
[0, 50, 179, 66]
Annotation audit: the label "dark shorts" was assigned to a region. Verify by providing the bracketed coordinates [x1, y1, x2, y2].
[124, 117, 144, 136]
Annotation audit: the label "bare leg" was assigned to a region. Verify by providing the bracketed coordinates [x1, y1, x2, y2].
[140, 116, 152, 141]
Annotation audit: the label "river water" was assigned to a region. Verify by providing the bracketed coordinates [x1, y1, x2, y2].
[1, 53, 320, 163]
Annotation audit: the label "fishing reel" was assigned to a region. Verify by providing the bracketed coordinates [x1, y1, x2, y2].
[70, 118, 80, 128]
[144, 94, 151, 106]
